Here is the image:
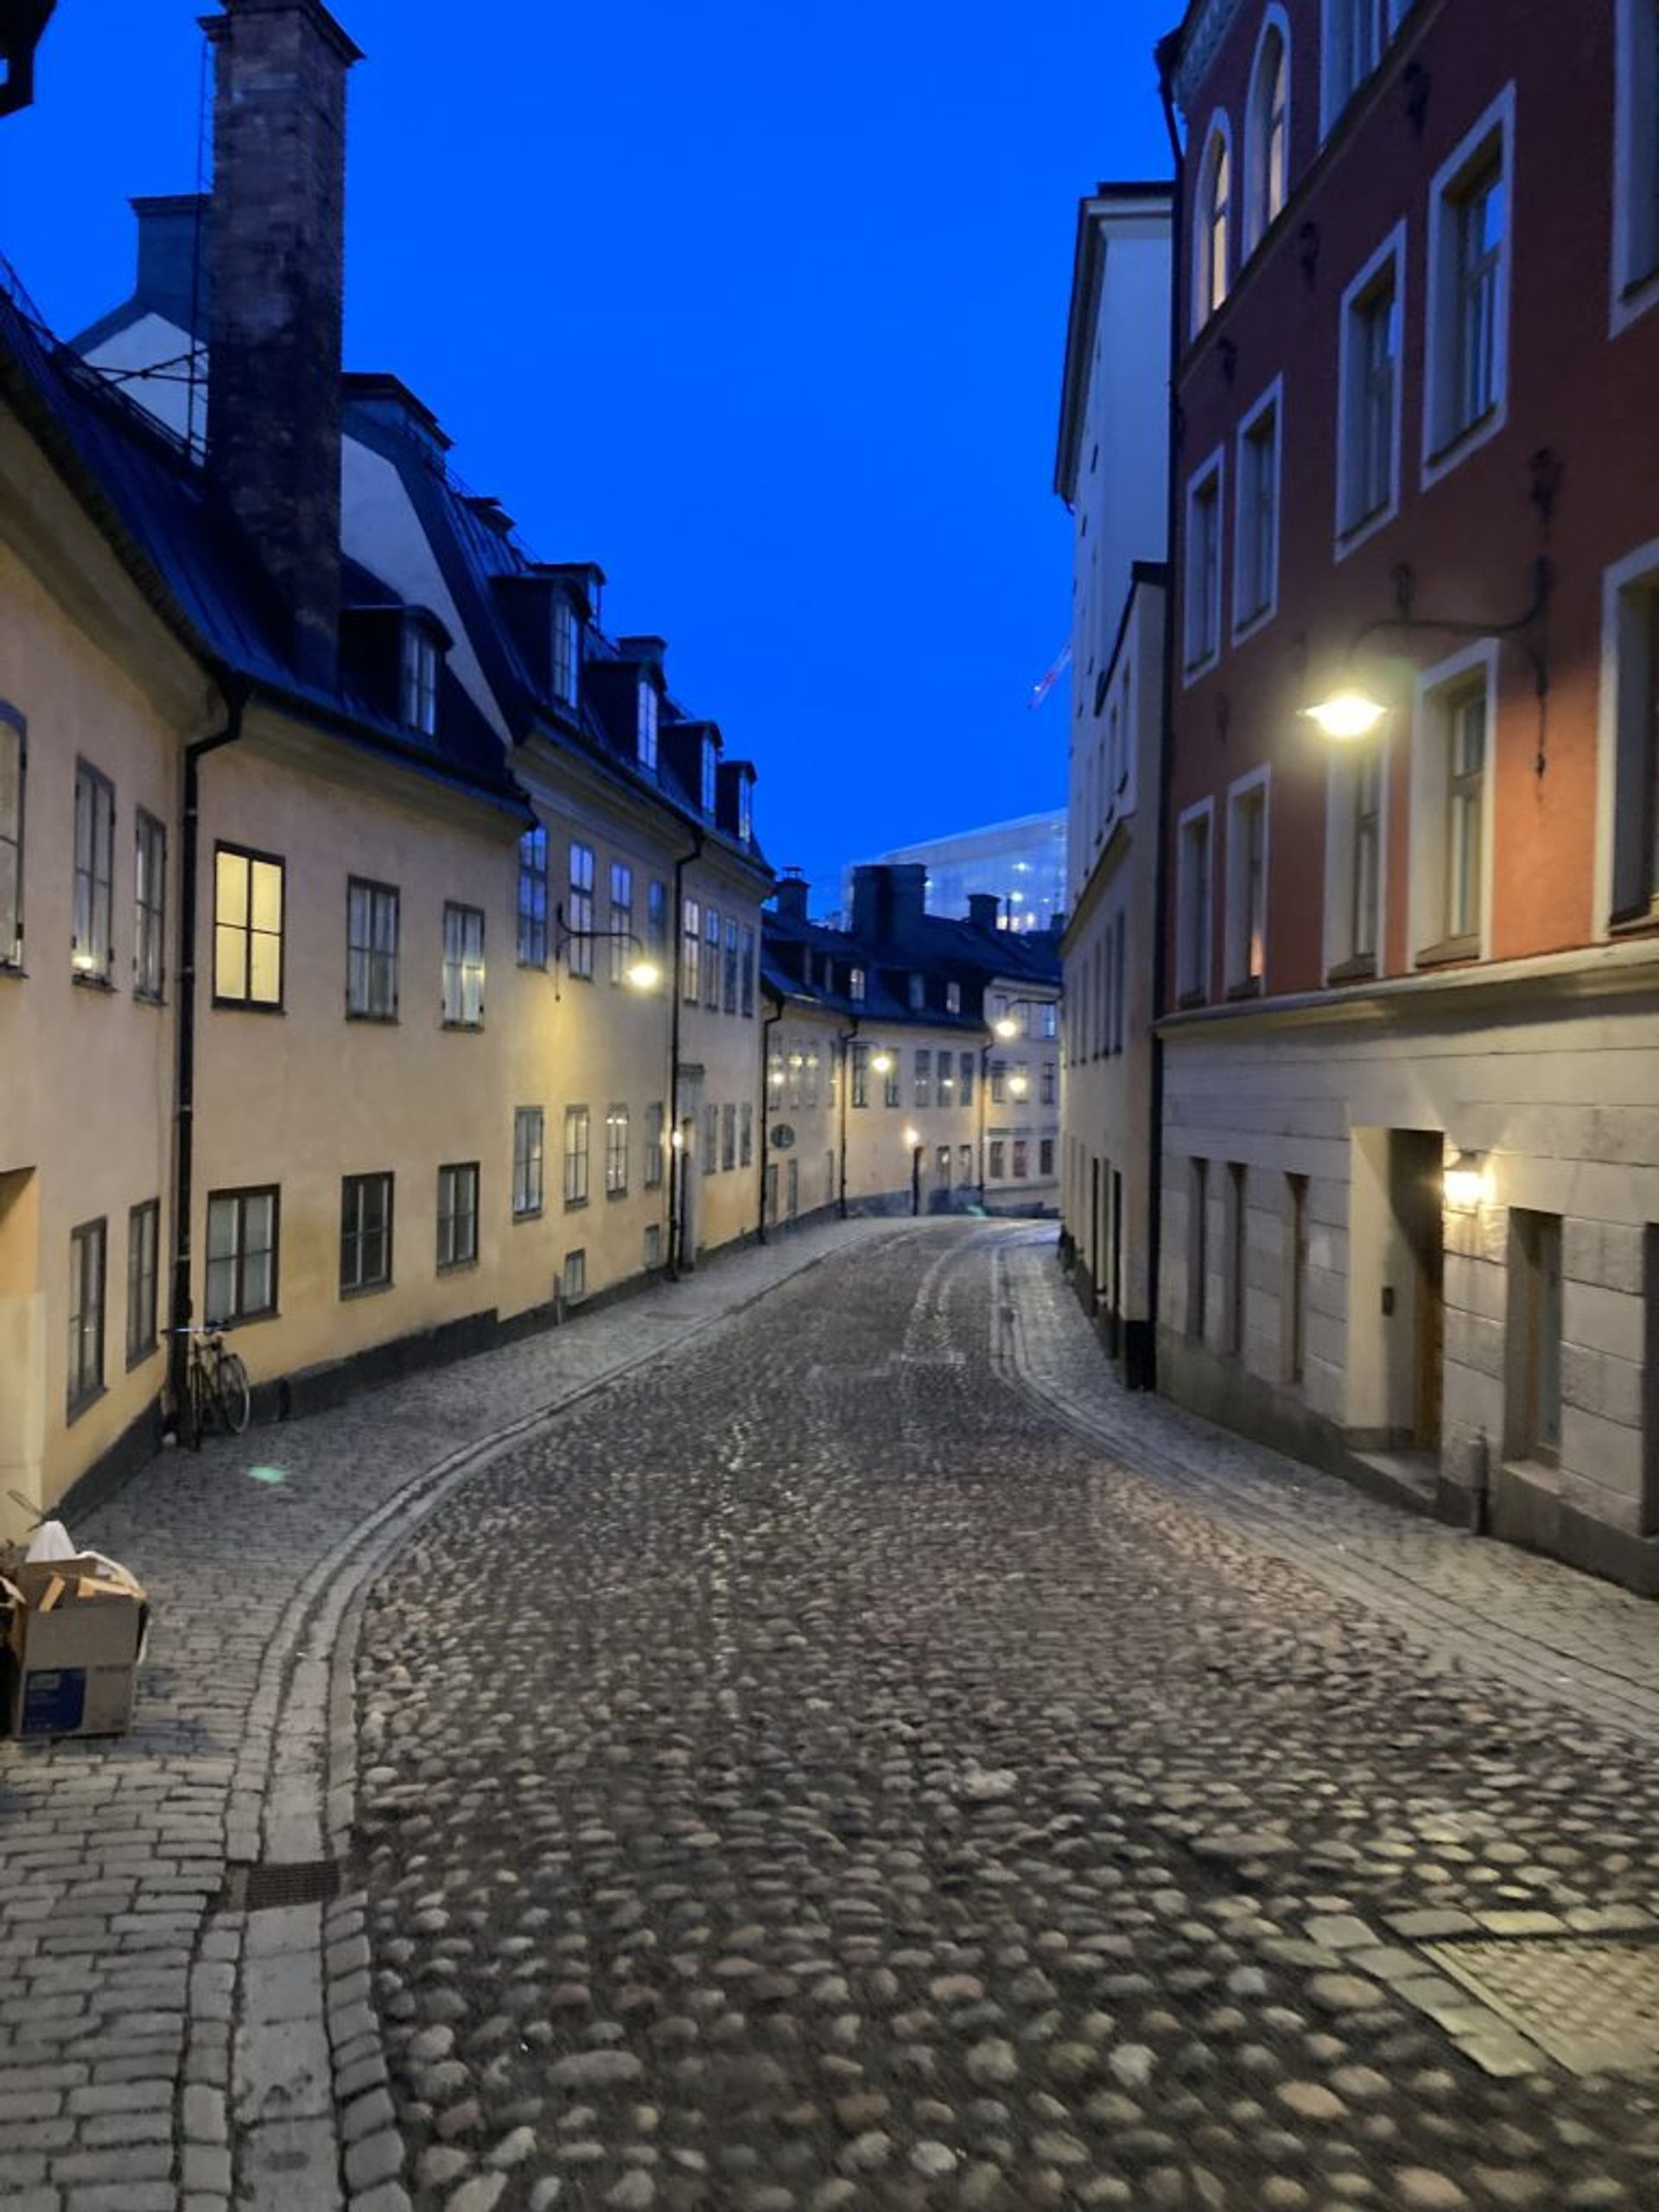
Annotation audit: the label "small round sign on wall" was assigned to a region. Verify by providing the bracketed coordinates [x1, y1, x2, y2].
[770, 1123, 796, 1150]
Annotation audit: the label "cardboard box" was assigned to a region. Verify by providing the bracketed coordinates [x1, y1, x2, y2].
[2, 1553, 148, 1739]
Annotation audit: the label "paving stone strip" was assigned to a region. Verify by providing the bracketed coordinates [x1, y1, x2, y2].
[0, 1216, 902, 2212]
[993, 1236, 1659, 1746]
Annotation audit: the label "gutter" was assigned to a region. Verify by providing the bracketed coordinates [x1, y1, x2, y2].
[665, 829, 703, 1278]
[166, 678, 249, 1430]
[1143, 36, 1187, 1395]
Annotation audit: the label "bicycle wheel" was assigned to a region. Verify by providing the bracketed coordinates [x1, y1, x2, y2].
[214, 1351, 251, 1436]
[188, 1355, 213, 1450]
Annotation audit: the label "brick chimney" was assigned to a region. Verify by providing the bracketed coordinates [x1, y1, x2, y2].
[205, 0, 359, 690]
[773, 869, 810, 923]
[852, 863, 927, 947]
[967, 892, 1001, 934]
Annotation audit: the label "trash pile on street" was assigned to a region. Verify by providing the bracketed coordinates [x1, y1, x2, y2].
[0, 1503, 148, 1739]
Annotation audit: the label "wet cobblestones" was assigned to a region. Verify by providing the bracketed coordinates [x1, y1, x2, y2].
[355, 1226, 1659, 2210]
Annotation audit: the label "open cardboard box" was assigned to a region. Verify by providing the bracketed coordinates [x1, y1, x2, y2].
[1, 1552, 149, 1738]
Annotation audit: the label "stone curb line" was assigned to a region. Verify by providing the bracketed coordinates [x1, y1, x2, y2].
[989, 1243, 1659, 1747]
[198, 1223, 912, 2212]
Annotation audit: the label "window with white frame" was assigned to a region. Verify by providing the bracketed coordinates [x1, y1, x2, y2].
[134, 808, 166, 1001]
[551, 597, 580, 709]
[346, 878, 399, 1019]
[1607, 550, 1659, 921]
[67, 1217, 106, 1416]
[849, 964, 866, 1002]
[442, 901, 485, 1026]
[637, 678, 658, 772]
[645, 1101, 664, 1188]
[1235, 386, 1281, 632]
[702, 736, 718, 817]
[1412, 658, 1491, 958]
[563, 1248, 587, 1302]
[647, 878, 668, 963]
[1323, 0, 1392, 132]
[1325, 739, 1384, 976]
[206, 1185, 278, 1325]
[1338, 228, 1404, 540]
[608, 861, 633, 984]
[1185, 454, 1224, 674]
[1613, 0, 1659, 319]
[436, 1161, 479, 1269]
[0, 705, 21, 968]
[703, 906, 721, 1009]
[73, 760, 114, 983]
[1245, 13, 1289, 251]
[682, 895, 701, 1001]
[126, 1198, 159, 1367]
[513, 1106, 544, 1218]
[1426, 92, 1512, 470]
[1225, 772, 1270, 992]
[340, 1172, 393, 1295]
[517, 825, 548, 967]
[606, 1105, 630, 1196]
[400, 621, 440, 736]
[568, 842, 595, 979]
[1194, 119, 1233, 327]
[737, 772, 753, 843]
[563, 1105, 590, 1206]
[1176, 801, 1214, 1003]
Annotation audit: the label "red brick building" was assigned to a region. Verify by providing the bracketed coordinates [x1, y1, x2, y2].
[1155, 0, 1659, 1588]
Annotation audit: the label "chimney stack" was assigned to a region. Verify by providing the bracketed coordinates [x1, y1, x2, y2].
[773, 869, 810, 923]
[205, 0, 359, 690]
[967, 892, 1001, 934]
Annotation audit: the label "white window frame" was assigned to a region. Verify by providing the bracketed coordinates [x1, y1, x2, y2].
[1224, 766, 1271, 993]
[568, 842, 595, 981]
[441, 900, 485, 1027]
[637, 677, 658, 772]
[1611, 0, 1659, 334]
[1595, 532, 1659, 932]
[551, 596, 580, 709]
[1422, 84, 1515, 490]
[1232, 378, 1282, 639]
[512, 1105, 545, 1219]
[1335, 221, 1407, 557]
[1192, 113, 1235, 333]
[609, 860, 634, 986]
[605, 1105, 630, 1197]
[435, 1162, 480, 1271]
[1243, 7, 1292, 256]
[1322, 734, 1389, 979]
[1175, 796, 1216, 1004]
[401, 621, 440, 736]
[1183, 446, 1226, 681]
[1321, 0, 1401, 140]
[1408, 639, 1498, 965]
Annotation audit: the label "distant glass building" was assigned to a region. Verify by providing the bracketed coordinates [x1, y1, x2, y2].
[841, 812, 1067, 934]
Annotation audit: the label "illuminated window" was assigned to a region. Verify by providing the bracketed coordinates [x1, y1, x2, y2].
[214, 843, 283, 1007]
[73, 761, 114, 983]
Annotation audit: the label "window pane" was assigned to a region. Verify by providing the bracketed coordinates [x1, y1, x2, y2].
[250, 931, 281, 1003]
[216, 849, 248, 926]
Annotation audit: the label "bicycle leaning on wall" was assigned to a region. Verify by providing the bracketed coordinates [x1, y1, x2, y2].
[171, 1324, 251, 1448]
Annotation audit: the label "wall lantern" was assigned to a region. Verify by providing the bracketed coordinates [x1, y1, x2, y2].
[993, 1016, 1019, 1040]
[1008, 1071, 1030, 1100]
[1301, 548, 1554, 766]
[1443, 1149, 1490, 1211]
[871, 1051, 893, 1075]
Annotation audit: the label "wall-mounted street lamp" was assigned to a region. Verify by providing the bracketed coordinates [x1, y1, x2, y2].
[871, 1050, 893, 1075]
[1301, 551, 1554, 767]
[1443, 1149, 1491, 1211]
[1008, 1070, 1030, 1101]
[553, 902, 660, 990]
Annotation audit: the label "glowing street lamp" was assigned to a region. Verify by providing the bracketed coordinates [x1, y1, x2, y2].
[1300, 687, 1389, 742]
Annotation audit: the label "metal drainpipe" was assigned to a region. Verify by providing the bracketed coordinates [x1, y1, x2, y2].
[1142, 40, 1187, 1395]
[836, 1017, 859, 1219]
[665, 830, 703, 1280]
[167, 683, 248, 1432]
[758, 999, 783, 1244]
[976, 1039, 990, 1206]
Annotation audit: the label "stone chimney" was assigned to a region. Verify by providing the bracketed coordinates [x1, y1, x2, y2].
[130, 194, 211, 328]
[205, 0, 359, 690]
[852, 863, 926, 947]
[967, 892, 1001, 934]
[773, 869, 810, 923]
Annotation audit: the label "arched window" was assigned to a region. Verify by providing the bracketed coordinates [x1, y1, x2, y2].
[1246, 14, 1291, 251]
[1195, 119, 1233, 327]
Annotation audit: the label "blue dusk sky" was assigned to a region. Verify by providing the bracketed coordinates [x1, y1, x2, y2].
[2, 1, 1173, 899]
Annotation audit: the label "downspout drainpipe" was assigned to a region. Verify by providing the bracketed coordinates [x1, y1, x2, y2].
[836, 1016, 859, 1219]
[665, 830, 703, 1280]
[1143, 39, 1186, 1395]
[168, 683, 249, 1431]
[758, 998, 784, 1244]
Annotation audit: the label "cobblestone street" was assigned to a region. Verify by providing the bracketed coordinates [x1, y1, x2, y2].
[353, 1225, 1659, 2212]
[4, 1219, 1659, 2212]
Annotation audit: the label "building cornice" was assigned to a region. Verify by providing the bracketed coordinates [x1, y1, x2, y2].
[1171, 0, 1246, 118]
[1157, 937, 1659, 1041]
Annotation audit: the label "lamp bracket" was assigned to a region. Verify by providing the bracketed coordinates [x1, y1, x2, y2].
[1350, 556, 1553, 701]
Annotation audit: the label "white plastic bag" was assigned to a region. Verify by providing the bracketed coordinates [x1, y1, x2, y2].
[24, 1520, 75, 1563]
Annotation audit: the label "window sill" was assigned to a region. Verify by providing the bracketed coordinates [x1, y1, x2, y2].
[1423, 400, 1503, 489]
[71, 970, 117, 993]
[0, 960, 25, 981]
[1414, 936, 1480, 970]
[563, 1197, 589, 1213]
[66, 1383, 107, 1426]
[607, 1186, 630, 1202]
[1224, 976, 1263, 1002]
[134, 988, 167, 1009]
[1608, 901, 1659, 940]
[440, 1019, 485, 1033]
[437, 1256, 479, 1276]
[1335, 497, 1398, 563]
[1232, 601, 1277, 645]
[125, 1340, 159, 1373]
[515, 957, 549, 973]
[512, 1205, 543, 1224]
[213, 997, 284, 1014]
[1176, 988, 1210, 1010]
[212, 1306, 278, 1329]
[340, 1279, 393, 1300]
[346, 1011, 399, 1026]
[1325, 954, 1378, 986]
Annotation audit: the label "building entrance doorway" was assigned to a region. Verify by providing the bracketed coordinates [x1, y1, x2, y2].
[1347, 1127, 1445, 1457]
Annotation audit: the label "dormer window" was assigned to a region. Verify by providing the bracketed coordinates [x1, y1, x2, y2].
[946, 981, 962, 1014]
[849, 966, 866, 1003]
[738, 774, 753, 844]
[701, 736, 718, 816]
[401, 621, 440, 736]
[908, 973, 925, 1011]
[637, 680, 658, 772]
[552, 598, 580, 709]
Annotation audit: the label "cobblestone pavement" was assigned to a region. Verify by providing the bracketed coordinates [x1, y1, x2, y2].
[354, 1224, 1659, 2212]
[0, 1215, 892, 2212]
